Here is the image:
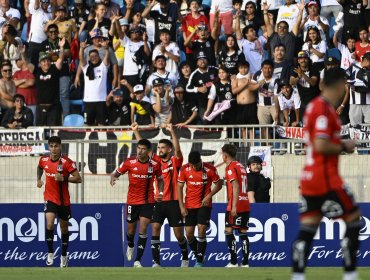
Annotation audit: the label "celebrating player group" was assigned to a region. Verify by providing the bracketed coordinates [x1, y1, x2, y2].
[110, 123, 252, 268]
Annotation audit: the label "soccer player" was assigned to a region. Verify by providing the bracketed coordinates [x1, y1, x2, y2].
[37, 136, 82, 268]
[110, 139, 164, 268]
[221, 144, 251, 268]
[178, 151, 223, 267]
[131, 123, 190, 267]
[291, 67, 361, 280]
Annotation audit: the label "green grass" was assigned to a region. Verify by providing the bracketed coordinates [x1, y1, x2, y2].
[0, 267, 369, 280]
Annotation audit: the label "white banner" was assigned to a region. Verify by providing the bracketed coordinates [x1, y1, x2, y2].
[0, 128, 46, 156]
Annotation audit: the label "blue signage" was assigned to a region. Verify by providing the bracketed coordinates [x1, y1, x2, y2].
[1, 203, 370, 267]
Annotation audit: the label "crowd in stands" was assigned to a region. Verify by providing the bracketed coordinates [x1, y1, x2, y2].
[0, 0, 369, 135]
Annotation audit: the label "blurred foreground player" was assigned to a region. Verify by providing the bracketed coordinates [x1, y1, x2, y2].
[292, 68, 361, 280]
[37, 136, 82, 267]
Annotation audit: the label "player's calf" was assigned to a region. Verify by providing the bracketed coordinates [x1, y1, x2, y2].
[292, 224, 317, 273]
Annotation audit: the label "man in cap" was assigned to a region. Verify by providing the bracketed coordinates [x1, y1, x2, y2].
[28, 0, 52, 66]
[186, 51, 218, 123]
[34, 38, 66, 126]
[130, 84, 154, 126]
[246, 155, 271, 203]
[146, 54, 178, 96]
[302, 1, 329, 41]
[290, 50, 320, 118]
[150, 77, 173, 126]
[170, 85, 198, 126]
[46, 5, 77, 43]
[106, 85, 132, 125]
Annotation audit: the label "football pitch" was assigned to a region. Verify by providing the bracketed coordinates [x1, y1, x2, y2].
[1, 267, 370, 280]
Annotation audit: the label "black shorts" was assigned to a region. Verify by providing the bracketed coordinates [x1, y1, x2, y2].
[44, 200, 72, 220]
[225, 211, 250, 229]
[299, 186, 359, 219]
[84, 101, 107, 125]
[126, 203, 154, 223]
[236, 103, 258, 125]
[185, 207, 212, 226]
[152, 200, 184, 227]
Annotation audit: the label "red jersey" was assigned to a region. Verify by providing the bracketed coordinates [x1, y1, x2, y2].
[116, 156, 162, 205]
[38, 154, 77, 206]
[181, 14, 209, 54]
[300, 97, 343, 196]
[178, 162, 220, 209]
[224, 160, 250, 212]
[152, 154, 183, 201]
[354, 42, 370, 62]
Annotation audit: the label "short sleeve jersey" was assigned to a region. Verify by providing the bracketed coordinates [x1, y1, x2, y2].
[178, 162, 220, 209]
[152, 154, 183, 201]
[116, 156, 162, 204]
[224, 160, 250, 213]
[38, 154, 77, 206]
[300, 97, 343, 196]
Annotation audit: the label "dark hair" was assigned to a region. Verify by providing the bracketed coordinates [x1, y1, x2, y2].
[188, 151, 201, 165]
[261, 59, 274, 68]
[323, 67, 346, 87]
[137, 139, 152, 149]
[277, 21, 289, 28]
[48, 136, 62, 144]
[346, 34, 357, 41]
[358, 26, 368, 33]
[47, 24, 58, 31]
[242, 25, 255, 37]
[89, 49, 99, 56]
[245, 1, 256, 9]
[305, 26, 322, 43]
[233, 0, 243, 5]
[238, 60, 250, 68]
[218, 65, 230, 74]
[221, 144, 237, 158]
[1, 60, 11, 69]
[159, 28, 171, 35]
[274, 43, 286, 51]
[5, 24, 17, 37]
[13, 94, 25, 102]
[158, 139, 173, 148]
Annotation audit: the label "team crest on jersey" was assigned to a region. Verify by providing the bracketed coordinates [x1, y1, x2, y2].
[316, 115, 328, 130]
[227, 169, 233, 175]
[202, 173, 207, 180]
[42, 157, 48, 161]
[130, 159, 137, 164]
[72, 163, 76, 169]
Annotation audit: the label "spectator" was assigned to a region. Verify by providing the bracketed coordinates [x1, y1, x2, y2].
[249, 59, 279, 139]
[112, 18, 127, 84]
[204, 66, 235, 125]
[340, 0, 367, 42]
[106, 87, 131, 125]
[218, 34, 245, 76]
[79, 40, 110, 126]
[0, 61, 15, 112]
[178, 61, 192, 89]
[348, 52, 370, 126]
[102, 0, 120, 19]
[13, 46, 37, 120]
[302, 1, 329, 42]
[27, 0, 52, 67]
[181, 0, 209, 61]
[152, 29, 180, 77]
[302, 26, 327, 70]
[46, 5, 77, 43]
[263, 1, 304, 61]
[333, 29, 356, 69]
[231, 60, 257, 141]
[142, 0, 179, 45]
[86, 3, 111, 40]
[246, 156, 271, 203]
[184, 15, 218, 67]
[150, 77, 173, 127]
[34, 38, 65, 126]
[146, 55, 178, 96]
[130, 84, 154, 126]
[354, 27, 370, 62]
[1, 94, 34, 128]
[120, 26, 151, 87]
[235, 22, 266, 75]
[0, 0, 20, 28]
[210, 0, 233, 36]
[169, 85, 198, 127]
[276, 0, 306, 31]
[274, 79, 301, 127]
[70, 0, 90, 42]
[272, 44, 294, 80]
[290, 50, 320, 118]
[41, 24, 71, 117]
[186, 51, 218, 123]
[2, 23, 22, 73]
[241, 1, 265, 33]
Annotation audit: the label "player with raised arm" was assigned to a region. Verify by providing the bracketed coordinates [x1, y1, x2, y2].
[291, 67, 361, 280]
[221, 144, 251, 268]
[37, 136, 82, 268]
[178, 151, 223, 267]
[110, 139, 164, 268]
[131, 123, 190, 267]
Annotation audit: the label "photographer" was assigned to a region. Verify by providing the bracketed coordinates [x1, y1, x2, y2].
[246, 156, 271, 203]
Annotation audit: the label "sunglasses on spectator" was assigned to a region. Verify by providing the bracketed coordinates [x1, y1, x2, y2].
[2, 68, 12, 72]
[15, 99, 23, 103]
[49, 30, 58, 33]
[246, 6, 254, 9]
